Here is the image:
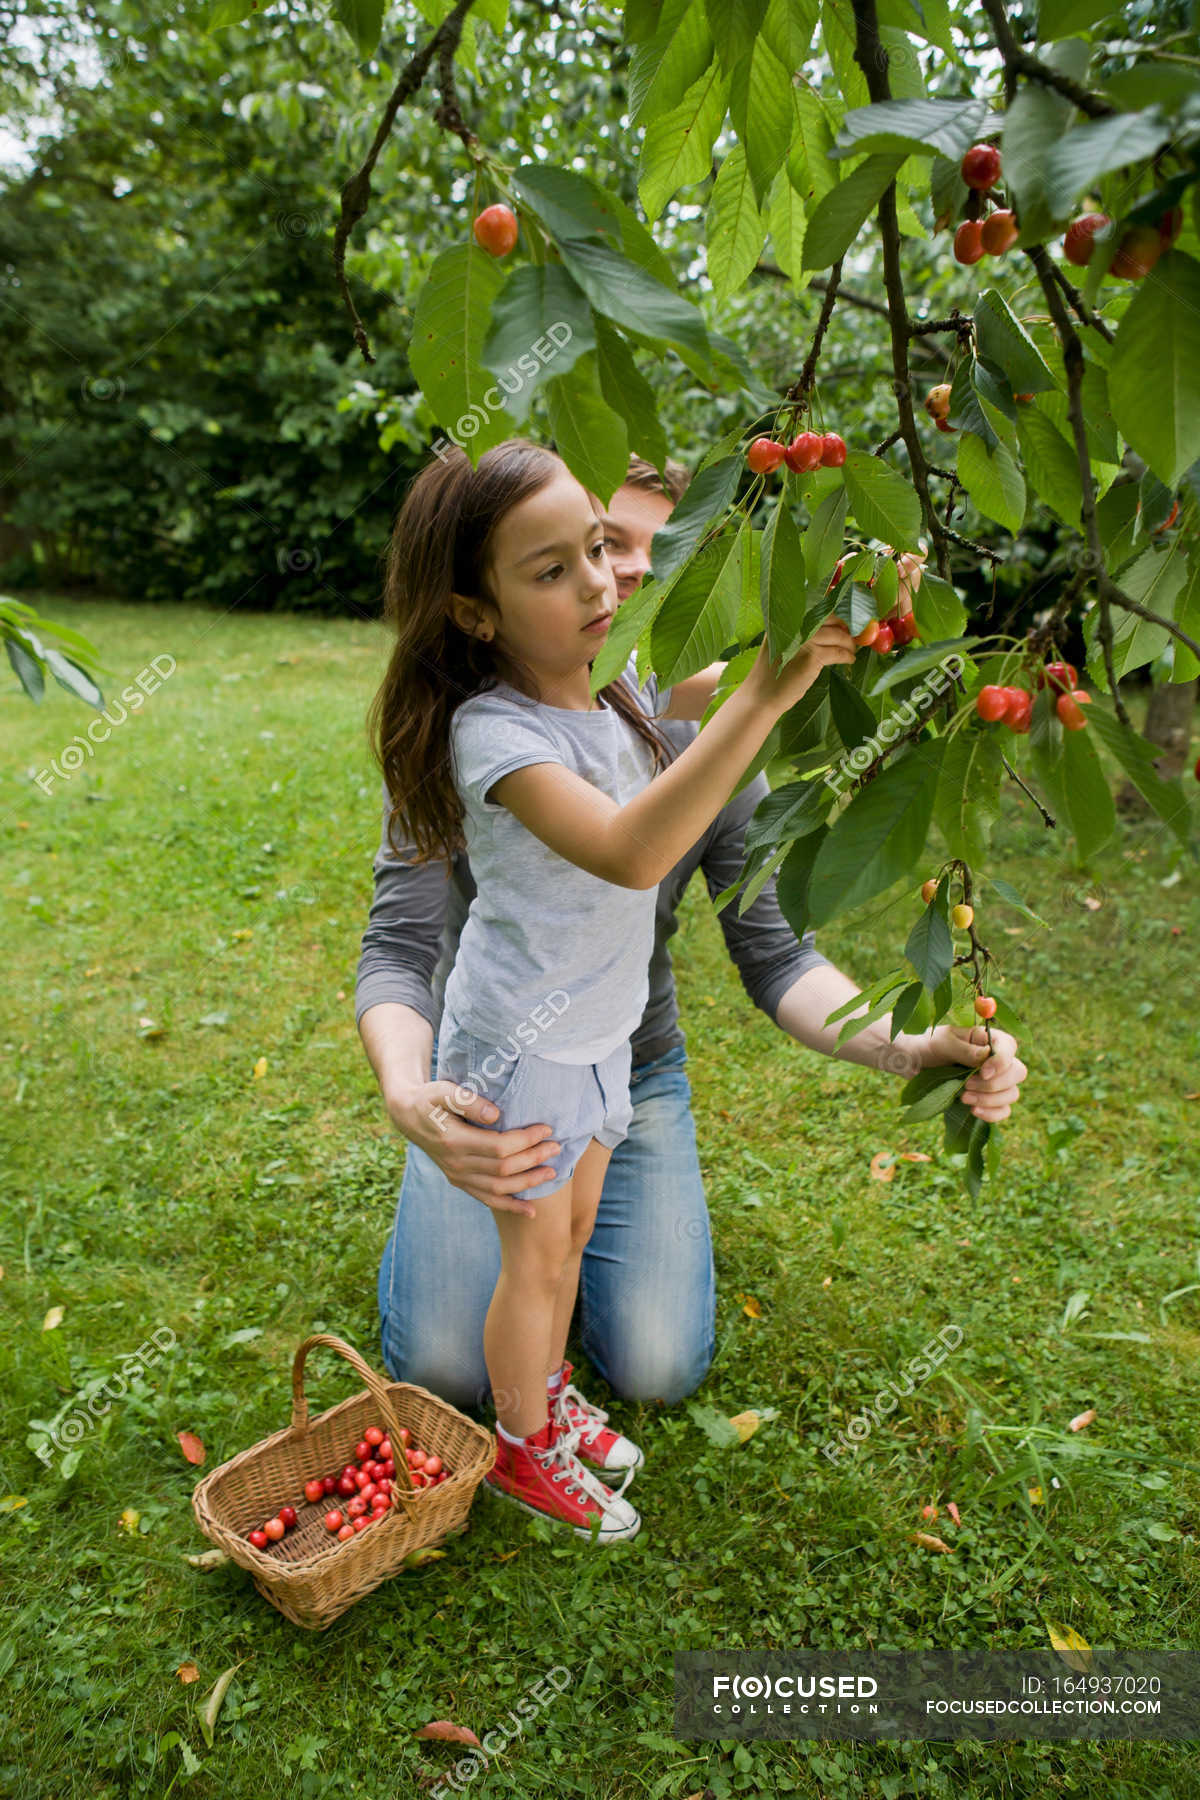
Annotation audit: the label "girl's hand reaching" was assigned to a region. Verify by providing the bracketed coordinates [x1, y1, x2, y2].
[748, 614, 859, 715]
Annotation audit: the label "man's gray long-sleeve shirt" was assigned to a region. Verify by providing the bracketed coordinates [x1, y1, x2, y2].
[354, 660, 832, 1070]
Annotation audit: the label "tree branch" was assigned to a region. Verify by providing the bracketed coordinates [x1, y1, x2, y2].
[978, 0, 1115, 118]
[1045, 258, 1115, 344]
[787, 257, 844, 406]
[850, 0, 945, 575]
[333, 0, 480, 364]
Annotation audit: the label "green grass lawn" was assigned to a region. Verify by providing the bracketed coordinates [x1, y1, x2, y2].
[2, 594, 1199, 1800]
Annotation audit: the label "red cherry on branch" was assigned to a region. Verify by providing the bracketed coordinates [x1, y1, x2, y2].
[974, 995, 998, 1019]
[1035, 661, 1078, 692]
[1004, 689, 1033, 733]
[873, 623, 895, 655]
[784, 431, 824, 473]
[747, 437, 786, 473]
[1056, 689, 1092, 730]
[1110, 225, 1162, 280]
[954, 219, 986, 265]
[975, 685, 1009, 722]
[980, 209, 1019, 255]
[820, 433, 847, 467]
[961, 143, 1002, 190]
[472, 203, 519, 257]
[1062, 212, 1111, 267]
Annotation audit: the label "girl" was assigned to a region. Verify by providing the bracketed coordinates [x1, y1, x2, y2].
[368, 438, 856, 1543]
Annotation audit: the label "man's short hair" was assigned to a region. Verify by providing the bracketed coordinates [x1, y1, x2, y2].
[622, 454, 691, 505]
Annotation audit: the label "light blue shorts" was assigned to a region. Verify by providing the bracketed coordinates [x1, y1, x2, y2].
[434, 1012, 634, 1201]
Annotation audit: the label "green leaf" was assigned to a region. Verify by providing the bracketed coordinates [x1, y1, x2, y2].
[480, 266, 594, 422]
[328, 0, 384, 56]
[1099, 544, 1187, 680]
[973, 290, 1057, 396]
[957, 432, 1026, 533]
[557, 238, 713, 371]
[1016, 407, 1083, 526]
[544, 352, 629, 507]
[1109, 252, 1200, 489]
[821, 0, 869, 107]
[44, 650, 103, 708]
[866, 635, 979, 697]
[728, 32, 793, 204]
[802, 154, 905, 270]
[986, 874, 1047, 926]
[407, 246, 509, 459]
[788, 84, 838, 207]
[832, 97, 989, 160]
[900, 1062, 970, 1123]
[775, 825, 829, 938]
[706, 146, 766, 304]
[593, 318, 669, 475]
[744, 775, 829, 853]
[510, 165, 622, 250]
[651, 524, 745, 684]
[828, 665, 878, 753]
[765, 170, 809, 290]
[802, 485, 849, 587]
[761, 497, 809, 664]
[638, 60, 731, 221]
[1037, 0, 1116, 40]
[761, 0, 821, 66]
[630, 0, 714, 127]
[842, 448, 922, 549]
[1040, 110, 1173, 222]
[905, 891, 953, 990]
[1060, 717, 1117, 859]
[588, 572, 673, 693]
[932, 726, 1003, 863]
[651, 456, 741, 583]
[913, 573, 966, 643]
[6, 634, 44, 701]
[1001, 80, 1074, 246]
[807, 741, 942, 926]
[705, 0, 769, 68]
[1085, 698, 1195, 851]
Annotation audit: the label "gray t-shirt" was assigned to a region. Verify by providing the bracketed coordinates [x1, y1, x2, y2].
[442, 654, 664, 1064]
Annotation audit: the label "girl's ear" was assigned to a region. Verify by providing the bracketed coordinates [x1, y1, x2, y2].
[448, 591, 495, 642]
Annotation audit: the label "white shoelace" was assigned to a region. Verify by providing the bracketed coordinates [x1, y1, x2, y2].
[534, 1418, 634, 1506]
[554, 1379, 610, 1447]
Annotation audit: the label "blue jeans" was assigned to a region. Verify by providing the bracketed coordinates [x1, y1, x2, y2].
[376, 1041, 716, 1414]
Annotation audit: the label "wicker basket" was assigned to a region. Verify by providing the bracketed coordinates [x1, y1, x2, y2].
[191, 1332, 496, 1629]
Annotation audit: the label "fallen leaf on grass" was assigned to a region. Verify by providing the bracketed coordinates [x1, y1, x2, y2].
[415, 1720, 482, 1746]
[492, 1548, 522, 1562]
[1068, 1408, 1096, 1432]
[741, 1296, 762, 1319]
[136, 1016, 166, 1040]
[946, 1501, 962, 1526]
[822, 1274, 833, 1287]
[0, 1496, 27, 1512]
[177, 1663, 200, 1684]
[252, 1056, 268, 1079]
[401, 1547, 446, 1569]
[912, 1531, 954, 1553]
[177, 1431, 206, 1465]
[1044, 1619, 1093, 1673]
[728, 1411, 761, 1443]
[1186, 1092, 1200, 1102]
[1028, 1486, 1044, 1505]
[899, 1151, 932, 1162]
[198, 1662, 241, 1749]
[42, 1306, 64, 1331]
[182, 1548, 228, 1570]
[118, 1507, 140, 1533]
[870, 1151, 896, 1181]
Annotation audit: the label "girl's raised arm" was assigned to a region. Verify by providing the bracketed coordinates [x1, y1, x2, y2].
[659, 659, 728, 722]
[490, 617, 855, 890]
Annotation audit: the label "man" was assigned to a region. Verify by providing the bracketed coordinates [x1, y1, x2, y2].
[356, 453, 1027, 1450]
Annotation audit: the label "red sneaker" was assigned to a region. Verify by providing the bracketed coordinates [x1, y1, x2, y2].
[550, 1362, 645, 1475]
[485, 1418, 641, 1542]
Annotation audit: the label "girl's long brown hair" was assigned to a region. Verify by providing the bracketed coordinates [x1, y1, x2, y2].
[368, 438, 676, 866]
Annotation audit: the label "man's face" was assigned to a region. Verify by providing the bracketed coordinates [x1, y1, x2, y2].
[600, 483, 675, 604]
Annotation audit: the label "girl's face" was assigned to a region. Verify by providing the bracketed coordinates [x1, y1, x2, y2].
[454, 465, 617, 682]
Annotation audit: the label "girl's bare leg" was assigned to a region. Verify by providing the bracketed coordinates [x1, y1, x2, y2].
[546, 1138, 612, 1381]
[486, 1176, 575, 1438]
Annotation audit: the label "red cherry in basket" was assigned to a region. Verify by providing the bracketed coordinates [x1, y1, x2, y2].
[304, 1479, 325, 1505]
[377, 1478, 393, 1495]
[381, 1459, 395, 1479]
[360, 1483, 379, 1504]
[346, 1496, 368, 1518]
[355, 1440, 371, 1463]
[423, 1455, 443, 1477]
[324, 1510, 344, 1533]
[352, 1516, 371, 1533]
[337, 1524, 355, 1542]
[365, 1426, 384, 1448]
[378, 1439, 393, 1461]
[278, 1505, 298, 1530]
[248, 1528, 269, 1549]
[341, 1464, 358, 1482]
[411, 1448, 427, 1468]
[337, 1474, 356, 1498]
[322, 1475, 337, 1495]
[396, 1427, 412, 1449]
[263, 1517, 286, 1542]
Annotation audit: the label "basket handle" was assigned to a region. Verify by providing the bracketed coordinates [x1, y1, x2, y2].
[289, 1333, 416, 1492]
